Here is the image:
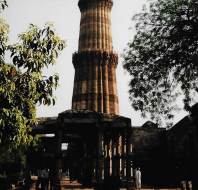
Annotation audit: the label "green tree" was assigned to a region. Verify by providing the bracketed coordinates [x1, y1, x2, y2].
[0, 3, 65, 149]
[0, 0, 7, 12]
[123, 0, 198, 125]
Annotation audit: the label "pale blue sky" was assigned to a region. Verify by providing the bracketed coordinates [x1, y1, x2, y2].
[3, 0, 187, 126]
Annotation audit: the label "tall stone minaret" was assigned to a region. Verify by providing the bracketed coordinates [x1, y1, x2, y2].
[72, 0, 119, 115]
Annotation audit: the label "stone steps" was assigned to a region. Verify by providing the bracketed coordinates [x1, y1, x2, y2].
[141, 188, 181, 189]
[28, 178, 182, 190]
[62, 188, 181, 190]
[56, 187, 182, 190]
[139, 189, 181, 190]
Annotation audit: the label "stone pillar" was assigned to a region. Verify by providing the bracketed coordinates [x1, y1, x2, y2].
[118, 135, 123, 178]
[104, 136, 110, 177]
[96, 132, 104, 184]
[53, 126, 63, 190]
[115, 135, 120, 177]
[111, 136, 116, 176]
[109, 139, 112, 175]
[121, 132, 127, 179]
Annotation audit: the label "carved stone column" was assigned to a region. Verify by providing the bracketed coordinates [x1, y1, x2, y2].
[53, 122, 63, 190]
[96, 131, 104, 184]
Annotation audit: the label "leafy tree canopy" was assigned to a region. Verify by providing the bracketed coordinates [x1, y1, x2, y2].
[0, 2, 66, 149]
[123, 0, 198, 126]
[0, 0, 7, 12]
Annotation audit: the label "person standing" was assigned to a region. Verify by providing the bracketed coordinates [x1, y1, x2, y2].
[36, 169, 42, 189]
[135, 167, 141, 190]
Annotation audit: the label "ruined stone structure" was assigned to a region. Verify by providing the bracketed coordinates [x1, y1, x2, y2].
[166, 103, 198, 188]
[131, 104, 198, 188]
[31, 111, 133, 189]
[72, 0, 119, 115]
[30, 1, 133, 189]
[28, 0, 198, 188]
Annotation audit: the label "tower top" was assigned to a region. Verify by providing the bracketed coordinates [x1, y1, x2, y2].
[78, 0, 113, 11]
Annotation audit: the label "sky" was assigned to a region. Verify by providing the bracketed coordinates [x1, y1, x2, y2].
[3, 0, 187, 126]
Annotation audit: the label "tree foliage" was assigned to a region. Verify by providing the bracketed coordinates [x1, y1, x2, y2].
[0, 4, 65, 148]
[0, 0, 7, 12]
[123, 0, 198, 125]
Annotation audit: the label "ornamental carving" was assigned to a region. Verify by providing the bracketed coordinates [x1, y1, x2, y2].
[72, 51, 118, 68]
[78, 0, 113, 11]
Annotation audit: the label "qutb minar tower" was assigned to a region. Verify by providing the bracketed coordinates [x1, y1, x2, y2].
[72, 0, 119, 115]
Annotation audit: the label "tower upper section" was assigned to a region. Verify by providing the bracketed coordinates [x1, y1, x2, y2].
[78, 0, 113, 52]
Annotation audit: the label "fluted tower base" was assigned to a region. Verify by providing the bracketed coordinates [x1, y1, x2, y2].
[72, 51, 119, 114]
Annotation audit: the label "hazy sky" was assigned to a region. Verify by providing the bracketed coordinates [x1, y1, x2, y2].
[3, 0, 187, 126]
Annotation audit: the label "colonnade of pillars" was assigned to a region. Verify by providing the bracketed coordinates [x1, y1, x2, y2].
[96, 130, 133, 183]
[53, 128, 133, 189]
